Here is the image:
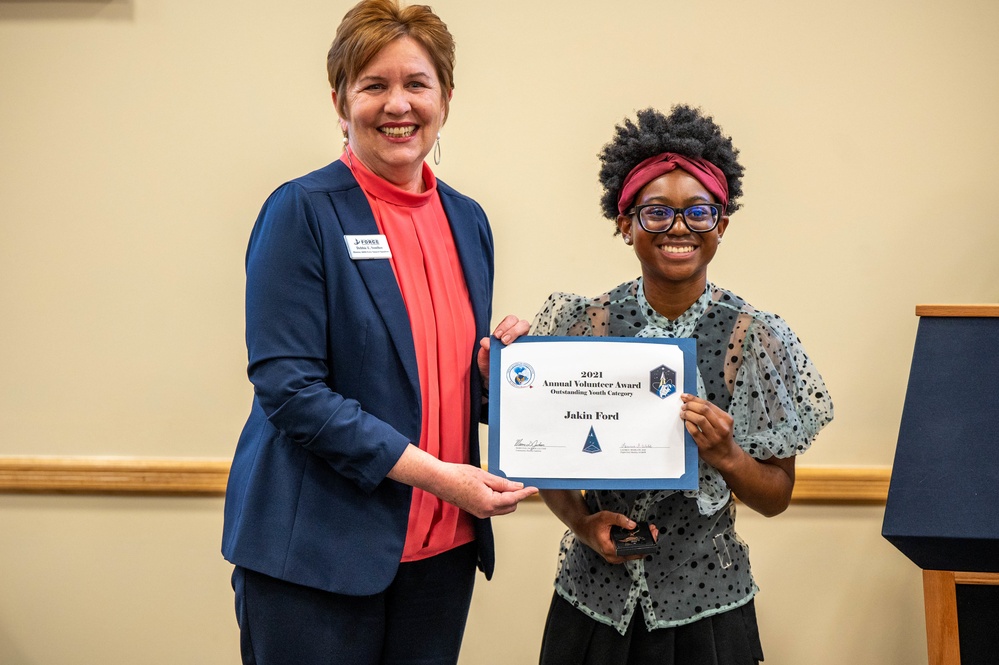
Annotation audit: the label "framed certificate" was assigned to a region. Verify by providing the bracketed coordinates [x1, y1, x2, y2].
[488, 336, 698, 490]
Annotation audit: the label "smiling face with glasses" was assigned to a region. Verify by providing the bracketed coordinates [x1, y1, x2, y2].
[617, 170, 729, 316]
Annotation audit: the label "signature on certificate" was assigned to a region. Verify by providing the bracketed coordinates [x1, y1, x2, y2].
[513, 438, 547, 452]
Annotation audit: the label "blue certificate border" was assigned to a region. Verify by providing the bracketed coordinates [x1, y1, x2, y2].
[488, 335, 698, 490]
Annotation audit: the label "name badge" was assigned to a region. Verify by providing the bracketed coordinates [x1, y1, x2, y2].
[344, 234, 392, 260]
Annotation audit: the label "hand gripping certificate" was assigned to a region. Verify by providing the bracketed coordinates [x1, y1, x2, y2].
[488, 336, 698, 490]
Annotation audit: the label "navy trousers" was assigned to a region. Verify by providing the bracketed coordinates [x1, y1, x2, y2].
[233, 542, 477, 665]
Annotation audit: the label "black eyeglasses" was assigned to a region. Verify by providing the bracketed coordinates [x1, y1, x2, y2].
[629, 203, 723, 234]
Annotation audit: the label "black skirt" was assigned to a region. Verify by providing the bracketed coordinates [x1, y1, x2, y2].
[539, 592, 765, 665]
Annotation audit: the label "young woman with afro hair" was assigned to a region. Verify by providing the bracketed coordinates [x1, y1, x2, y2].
[531, 105, 834, 665]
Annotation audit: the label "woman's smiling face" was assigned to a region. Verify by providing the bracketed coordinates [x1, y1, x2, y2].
[617, 169, 728, 302]
[336, 36, 448, 192]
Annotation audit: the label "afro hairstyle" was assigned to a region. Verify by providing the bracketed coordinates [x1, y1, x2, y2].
[598, 105, 745, 233]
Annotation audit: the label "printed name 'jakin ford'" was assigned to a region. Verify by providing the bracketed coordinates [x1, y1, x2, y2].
[564, 411, 620, 420]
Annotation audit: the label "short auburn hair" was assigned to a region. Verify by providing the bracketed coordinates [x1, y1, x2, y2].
[327, 0, 456, 121]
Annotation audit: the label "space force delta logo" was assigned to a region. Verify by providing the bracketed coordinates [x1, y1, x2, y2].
[650, 364, 677, 399]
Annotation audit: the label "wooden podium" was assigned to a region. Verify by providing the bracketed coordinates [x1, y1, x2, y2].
[922, 570, 999, 665]
[882, 305, 999, 665]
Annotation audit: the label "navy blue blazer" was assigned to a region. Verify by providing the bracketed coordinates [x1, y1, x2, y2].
[222, 160, 495, 595]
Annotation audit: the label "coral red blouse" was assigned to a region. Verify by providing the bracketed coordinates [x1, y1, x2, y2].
[343, 151, 476, 562]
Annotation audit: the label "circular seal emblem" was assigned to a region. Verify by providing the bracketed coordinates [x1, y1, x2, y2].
[505, 362, 535, 388]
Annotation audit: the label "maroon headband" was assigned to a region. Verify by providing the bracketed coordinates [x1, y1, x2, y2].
[617, 152, 729, 216]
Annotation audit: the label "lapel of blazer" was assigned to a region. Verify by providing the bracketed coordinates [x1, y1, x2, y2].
[325, 164, 420, 388]
[439, 189, 489, 333]
[323, 163, 490, 429]
[439, 187, 489, 466]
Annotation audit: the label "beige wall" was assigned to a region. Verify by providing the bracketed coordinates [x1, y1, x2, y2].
[3, 0, 997, 662]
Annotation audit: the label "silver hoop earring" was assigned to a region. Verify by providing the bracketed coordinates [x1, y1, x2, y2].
[433, 133, 441, 166]
[343, 136, 354, 169]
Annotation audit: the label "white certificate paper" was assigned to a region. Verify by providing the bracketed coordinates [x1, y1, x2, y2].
[488, 336, 698, 490]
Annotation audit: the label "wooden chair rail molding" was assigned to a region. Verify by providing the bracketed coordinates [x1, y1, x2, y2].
[0, 457, 891, 503]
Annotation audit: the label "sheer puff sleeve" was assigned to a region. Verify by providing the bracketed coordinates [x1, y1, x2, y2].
[530, 292, 606, 337]
[729, 312, 834, 461]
